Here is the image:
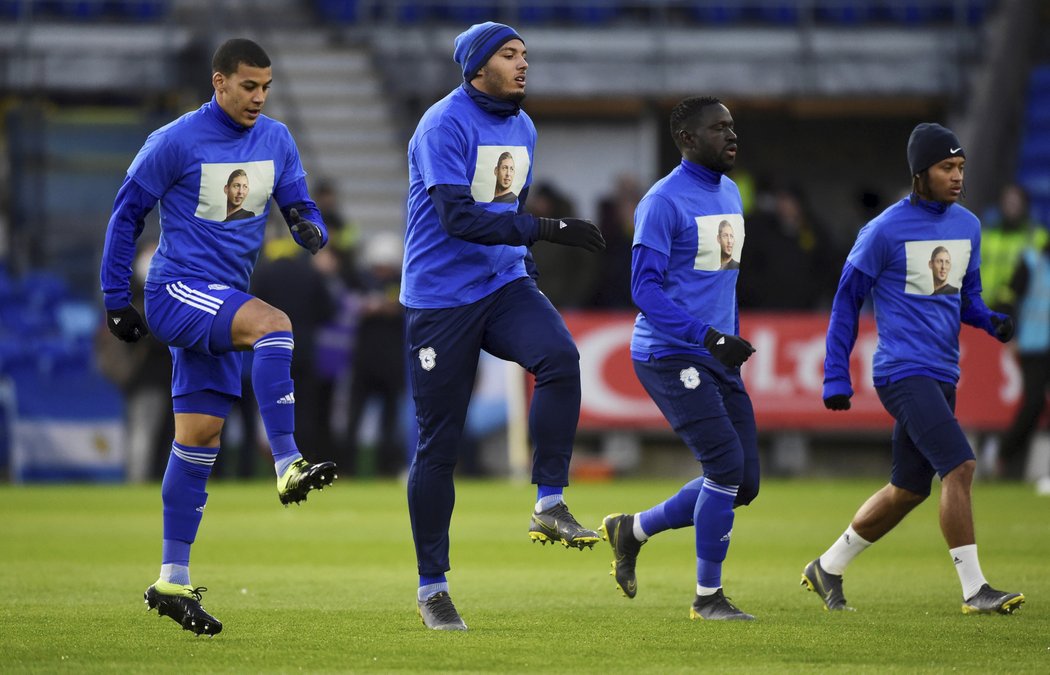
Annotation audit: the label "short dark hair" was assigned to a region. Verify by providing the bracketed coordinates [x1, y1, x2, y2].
[225, 168, 248, 187]
[212, 38, 270, 76]
[669, 96, 723, 149]
[930, 245, 950, 262]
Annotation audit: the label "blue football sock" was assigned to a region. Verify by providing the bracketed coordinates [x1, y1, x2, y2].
[694, 478, 738, 589]
[535, 484, 564, 511]
[160, 442, 217, 584]
[638, 476, 704, 536]
[252, 332, 302, 474]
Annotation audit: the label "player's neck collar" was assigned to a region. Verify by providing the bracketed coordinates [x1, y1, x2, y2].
[207, 96, 251, 135]
[680, 158, 721, 189]
[910, 193, 950, 215]
[461, 82, 521, 118]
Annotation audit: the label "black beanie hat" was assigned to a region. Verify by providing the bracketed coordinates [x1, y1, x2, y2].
[907, 123, 964, 176]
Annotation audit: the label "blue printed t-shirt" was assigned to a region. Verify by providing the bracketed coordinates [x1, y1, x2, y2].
[401, 86, 536, 308]
[631, 160, 745, 359]
[127, 97, 306, 293]
[847, 197, 982, 384]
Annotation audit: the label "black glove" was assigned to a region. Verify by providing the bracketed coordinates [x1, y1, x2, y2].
[703, 327, 755, 368]
[991, 314, 1014, 343]
[106, 305, 149, 343]
[289, 208, 322, 254]
[536, 217, 606, 252]
[823, 394, 852, 411]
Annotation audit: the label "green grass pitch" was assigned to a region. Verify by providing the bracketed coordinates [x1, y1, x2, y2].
[1, 477, 1047, 673]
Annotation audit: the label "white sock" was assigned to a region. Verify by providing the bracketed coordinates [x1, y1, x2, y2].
[950, 544, 987, 600]
[417, 582, 449, 602]
[535, 494, 564, 513]
[159, 563, 190, 586]
[696, 584, 719, 596]
[819, 525, 872, 575]
[632, 513, 649, 542]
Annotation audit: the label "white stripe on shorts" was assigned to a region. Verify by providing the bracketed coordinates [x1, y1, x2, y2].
[173, 281, 223, 309]
[165, 283, 221, 315]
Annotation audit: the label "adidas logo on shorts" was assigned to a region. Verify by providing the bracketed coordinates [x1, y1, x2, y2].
[276, 393, 295, 405]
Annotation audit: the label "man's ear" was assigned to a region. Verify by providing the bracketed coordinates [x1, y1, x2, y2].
[212, 72, 224, 93]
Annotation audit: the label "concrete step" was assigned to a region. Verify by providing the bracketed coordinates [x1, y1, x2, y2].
[314, 151, 403, 173]
[276, 51, 373, 76]
[283, 78, 382, 100]
[306, 128, 401, 149]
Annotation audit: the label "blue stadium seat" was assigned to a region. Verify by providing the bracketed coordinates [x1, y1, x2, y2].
[569, 2, 619, 24]
[690, 5, 745, 24]
[1030, 65, 1050, 92]
[746, 3, 799, 25]
[517, 4, 557, 24]
[1026, 86, 1050, 129]
[0, 0, 22, 20]
[434, 3, 500, 24]
[115, 0, 167, 21]
[814, 1, 871, 25]
[38, 0, 105, 20]
[18, 270, 69, 306]
[315, 0, 358, 23]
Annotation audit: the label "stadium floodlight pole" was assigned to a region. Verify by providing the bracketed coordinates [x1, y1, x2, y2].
[505, 361, 530, 480]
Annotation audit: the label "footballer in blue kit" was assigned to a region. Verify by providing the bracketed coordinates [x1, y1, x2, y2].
[99, 39, 338, 635]
[599, 96, 760, 621]
[403, 22, 606, 631]
[801, 123, 1024, 616]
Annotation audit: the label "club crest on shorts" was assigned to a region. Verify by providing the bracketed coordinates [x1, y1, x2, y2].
[680, 367, 701, 389]
[419, 347, 437, 371]
[208, 283, 230, 291]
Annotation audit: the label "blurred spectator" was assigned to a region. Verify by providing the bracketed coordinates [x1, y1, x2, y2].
[996, 236, 1050, 480]
[981, 183, 1048, 314]
[591, 174, 642, 309]
[94, 240, 173, 482]
[250, 237, 338, 464]
[738, 184, 842, 310]
[529, 182, 601, 308]
[342, 232, 406, 477]
[314, 178, 362, 289]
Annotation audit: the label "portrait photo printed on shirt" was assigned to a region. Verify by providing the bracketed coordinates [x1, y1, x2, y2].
[692, 213, 745, 272]
[903, 238, 971, 296]
[470, 145, 529, 205]
[194, 160, 275, 223]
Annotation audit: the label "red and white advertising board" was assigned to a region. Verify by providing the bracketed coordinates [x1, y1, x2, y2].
[564, 311, 1021, 433]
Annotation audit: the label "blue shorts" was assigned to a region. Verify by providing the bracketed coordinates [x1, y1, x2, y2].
[144, 279, 252, 399]
[633, 355, 760, 503]
[875, 375, 974, 496]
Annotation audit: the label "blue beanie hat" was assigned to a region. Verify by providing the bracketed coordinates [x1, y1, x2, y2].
[907, 122, 964, 176]
[453, 22, 523, 82]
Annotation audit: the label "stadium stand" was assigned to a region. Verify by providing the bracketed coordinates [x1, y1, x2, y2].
[0, 0, 167, 22]
[311, 0, 993, 27]
[1017, 64, 1050, 226]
